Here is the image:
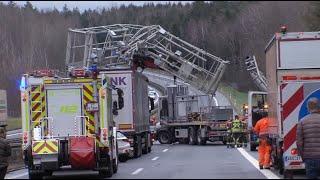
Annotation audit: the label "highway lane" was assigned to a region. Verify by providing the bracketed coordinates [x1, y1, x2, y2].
[5, 142, 282, 179]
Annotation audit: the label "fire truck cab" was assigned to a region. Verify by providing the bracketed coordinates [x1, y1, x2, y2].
[20, 69, 122, 179]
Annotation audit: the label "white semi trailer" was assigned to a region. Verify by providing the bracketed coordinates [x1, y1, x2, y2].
[104, 69, 152, 158]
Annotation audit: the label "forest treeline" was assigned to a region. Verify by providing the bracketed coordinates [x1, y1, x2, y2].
[0, 1, 319, 113]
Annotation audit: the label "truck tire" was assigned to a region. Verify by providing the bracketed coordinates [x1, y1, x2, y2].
[197, 128, 206, 145]
[147, 133, 152, 153]
[188, 127, 197, 145]
[142, 133, 148, 154]
[158, 131, 172, 144]
[134, 135, 142, 158]
[99, 156, 113, 178]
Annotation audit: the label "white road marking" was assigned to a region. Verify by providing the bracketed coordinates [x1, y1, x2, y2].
[5, 172, 28, 179]
[163, 149, 168, 152]
[237, 148, 280, 179]
[152, 156, 159, 161]
[131, 168, 144, 175]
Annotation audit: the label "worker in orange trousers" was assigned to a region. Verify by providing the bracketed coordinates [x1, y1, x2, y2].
[254, 112, 271, 169]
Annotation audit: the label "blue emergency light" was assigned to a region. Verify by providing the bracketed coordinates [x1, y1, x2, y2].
[20, 77, 27, 91]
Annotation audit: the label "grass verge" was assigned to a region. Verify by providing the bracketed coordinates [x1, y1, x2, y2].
[218, 82, 248, 115]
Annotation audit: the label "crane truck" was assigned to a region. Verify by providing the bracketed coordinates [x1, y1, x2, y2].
[156, 85, 233, 145]
[20, 69, 123, 179]
[65, 24, 229, 153]
[256, 27, 320, 178]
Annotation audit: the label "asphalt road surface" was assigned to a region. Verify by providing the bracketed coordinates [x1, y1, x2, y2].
[6, 141, 288, 179]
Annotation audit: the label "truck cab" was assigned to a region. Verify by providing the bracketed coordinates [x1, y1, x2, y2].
[244, 91, 268, 151]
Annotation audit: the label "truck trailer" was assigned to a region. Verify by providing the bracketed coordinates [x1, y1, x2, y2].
[264, 29, 320, 178]
[20, 69, 122, 179]
[156, 85, 233, 145]
[104, 69, 152, 158]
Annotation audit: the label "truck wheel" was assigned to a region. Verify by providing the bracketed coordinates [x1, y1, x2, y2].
[134, 135, 142, 158]
[197, 129, 206, 145]
[99, 157, 113, 178]
[188, 127, 197, 145]
[142, 133, 148, 154]
[148, 133, 152, 153]
[158, 131, 172, 144]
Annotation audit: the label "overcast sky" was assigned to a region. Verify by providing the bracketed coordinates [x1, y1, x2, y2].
[3, 1, 192, 12]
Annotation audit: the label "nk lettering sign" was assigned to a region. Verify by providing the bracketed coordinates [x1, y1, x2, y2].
[110, 77, 127, 86]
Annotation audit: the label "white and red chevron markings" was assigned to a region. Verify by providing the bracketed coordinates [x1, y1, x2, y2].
[281, 82, 304, 152]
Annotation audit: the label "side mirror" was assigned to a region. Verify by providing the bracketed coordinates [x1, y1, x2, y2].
[117, 89, 124, 110]
[113, 101, 118, 115]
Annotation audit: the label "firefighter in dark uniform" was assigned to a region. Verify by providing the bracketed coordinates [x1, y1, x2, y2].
[0, 126, 11, 179]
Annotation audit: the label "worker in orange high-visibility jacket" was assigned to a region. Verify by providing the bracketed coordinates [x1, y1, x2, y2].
[253, 112, 271, 170]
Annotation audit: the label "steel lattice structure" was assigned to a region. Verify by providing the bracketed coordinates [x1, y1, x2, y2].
[65, 24, 229, 95]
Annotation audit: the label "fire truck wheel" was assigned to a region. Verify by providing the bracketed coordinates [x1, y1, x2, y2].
[99, 162, 113, 178]
[99, 154, 113, 178]
[158, 131, 172, 144]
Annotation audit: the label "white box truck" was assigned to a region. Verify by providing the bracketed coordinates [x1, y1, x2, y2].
[103, 69, 152, 158]
[265, 29, 320, 178]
